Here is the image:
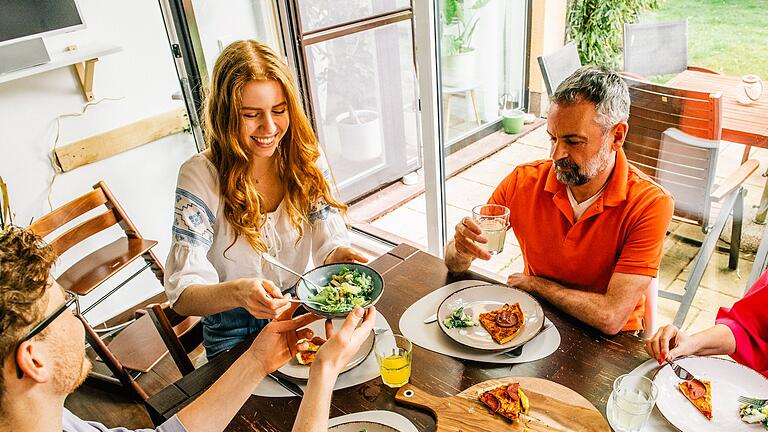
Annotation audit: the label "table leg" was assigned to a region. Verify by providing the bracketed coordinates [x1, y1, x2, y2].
[468, 90, 481, 126]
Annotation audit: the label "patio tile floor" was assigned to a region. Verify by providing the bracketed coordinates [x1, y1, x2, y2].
[370, 123, 767, 335]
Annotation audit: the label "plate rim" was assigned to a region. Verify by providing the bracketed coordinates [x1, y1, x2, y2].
[436, 284, 544, 351]
[652, 356, 768, 432]
[278, 328, 375, 380]
[328, 420, 399, 431]
[295, 262, 385, 319]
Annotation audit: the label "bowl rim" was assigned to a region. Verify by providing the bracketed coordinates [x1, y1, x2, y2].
[295, 262, 384, 317]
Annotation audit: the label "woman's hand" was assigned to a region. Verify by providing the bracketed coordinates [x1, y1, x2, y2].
[248, 303, 321, 374]
[315, 306, 377, 372]
[325, 246, 369, 264]
[237, 278, 292, 319]
[644, 324, 694, 364]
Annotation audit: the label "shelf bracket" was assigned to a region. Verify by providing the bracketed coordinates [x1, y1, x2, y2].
[66, 45, 98, 101]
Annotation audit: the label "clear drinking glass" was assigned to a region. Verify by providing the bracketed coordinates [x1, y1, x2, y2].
[609, 374, 658, 432]
[374, 334, 412, 388]
[472, 204, 510, 255]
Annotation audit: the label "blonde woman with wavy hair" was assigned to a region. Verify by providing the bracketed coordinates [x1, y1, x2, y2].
[164, 40, 367, 358]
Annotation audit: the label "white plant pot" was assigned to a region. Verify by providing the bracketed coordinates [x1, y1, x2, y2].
[442, 49, 477, 88]
[335, 110, 382, 161]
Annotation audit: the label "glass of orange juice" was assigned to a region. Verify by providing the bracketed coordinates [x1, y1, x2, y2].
[374, 334, 412, 388]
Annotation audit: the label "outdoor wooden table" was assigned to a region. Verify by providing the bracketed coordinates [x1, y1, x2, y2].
[667, 70, 768, 155]
[667, 70, 768, 220]
[146, 244, 649, 431]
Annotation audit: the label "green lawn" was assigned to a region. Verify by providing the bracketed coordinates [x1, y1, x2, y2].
[640, 0, 768, 80]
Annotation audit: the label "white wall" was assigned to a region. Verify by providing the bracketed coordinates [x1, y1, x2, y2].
[0, 0, 197, 324]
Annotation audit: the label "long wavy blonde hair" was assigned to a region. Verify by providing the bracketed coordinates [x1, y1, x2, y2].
[202, 40, 346, 252]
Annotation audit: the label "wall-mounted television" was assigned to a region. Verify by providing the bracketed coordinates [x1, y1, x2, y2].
[0, 0, 86, 74]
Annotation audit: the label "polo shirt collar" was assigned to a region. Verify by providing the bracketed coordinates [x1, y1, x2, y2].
[545, 148, 629, 208]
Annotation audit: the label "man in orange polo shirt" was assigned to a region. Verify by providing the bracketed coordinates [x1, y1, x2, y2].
[445, 66, 674, 335]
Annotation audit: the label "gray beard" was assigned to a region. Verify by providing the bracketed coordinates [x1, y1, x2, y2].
[554, 143, 612, 186]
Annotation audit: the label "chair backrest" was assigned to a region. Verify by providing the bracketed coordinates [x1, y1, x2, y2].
[622, 76, 723, 228]
[29, 181, 138, 256]
[147, 303, 203, 376]
[537, 41, 582, 96]
[623, 20, 688, 77]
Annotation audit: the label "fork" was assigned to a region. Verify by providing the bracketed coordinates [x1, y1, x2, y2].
[738, 395, 768, 406]
[666, 358, 695, 381]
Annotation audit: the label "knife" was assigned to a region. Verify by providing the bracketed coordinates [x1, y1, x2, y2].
[268, 372, 304, 396]
[423, 313, 437, 324]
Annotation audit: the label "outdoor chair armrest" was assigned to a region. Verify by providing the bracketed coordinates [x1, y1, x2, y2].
[619, 71, 648, 81]
[710, 159, 759, 202]
[686, 65, 721, 75]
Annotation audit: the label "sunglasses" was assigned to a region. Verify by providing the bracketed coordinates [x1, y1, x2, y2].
[15, 290, 80, 379]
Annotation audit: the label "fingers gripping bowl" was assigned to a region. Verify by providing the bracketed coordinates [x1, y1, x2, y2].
[295, 263, 384, 318]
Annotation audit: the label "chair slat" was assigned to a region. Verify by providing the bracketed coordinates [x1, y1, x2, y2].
[29, 188, 109, 237]
[49, 209, 120, 255]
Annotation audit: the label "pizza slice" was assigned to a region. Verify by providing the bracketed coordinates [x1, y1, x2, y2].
[296, 336, 326, 365]
[478, 303, 525, 345]
[678, 378, 713, 420]
[479, 383, 530, 421]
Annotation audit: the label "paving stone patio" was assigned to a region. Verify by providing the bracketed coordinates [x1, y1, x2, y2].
[370, 123, 767, 335]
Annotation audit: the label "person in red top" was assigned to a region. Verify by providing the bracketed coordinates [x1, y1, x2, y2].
[645, 269, 768, 377]
[445, 66, 674, 335]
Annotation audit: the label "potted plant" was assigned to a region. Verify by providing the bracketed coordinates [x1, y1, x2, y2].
[441, 0, 491, 88]
[330, 39, 382, 161]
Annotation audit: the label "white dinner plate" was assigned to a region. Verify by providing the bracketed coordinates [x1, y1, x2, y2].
[437, 284, 544, 351]
[328, 421, 399, 431]
[277, 318, 374, 380]
[653, 356, 768, 431]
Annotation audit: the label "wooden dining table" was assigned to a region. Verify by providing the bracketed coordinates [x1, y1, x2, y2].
[667, 69, 768, 155]
[146, 243, 650, 431]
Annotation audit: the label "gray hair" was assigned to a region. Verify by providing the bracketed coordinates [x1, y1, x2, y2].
[551, 65, 630, 132]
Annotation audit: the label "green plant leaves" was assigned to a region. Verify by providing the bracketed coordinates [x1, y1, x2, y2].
[567, 0, 660, 68]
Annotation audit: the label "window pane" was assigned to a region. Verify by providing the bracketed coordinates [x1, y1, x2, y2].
[440, 0, 527, 145]
[305, 20, 420, 203]
[298, 0, 411, 33]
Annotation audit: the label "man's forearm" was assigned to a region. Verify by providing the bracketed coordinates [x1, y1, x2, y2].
[173, 280, 241, 317]
[521, 276, 634, 335]
[444, 240, 473, 273]
[176, 349, 266, 432]
[292, 364, 338, 432]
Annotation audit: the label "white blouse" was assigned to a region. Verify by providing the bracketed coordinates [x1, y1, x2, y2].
[164, 152, 350, 307]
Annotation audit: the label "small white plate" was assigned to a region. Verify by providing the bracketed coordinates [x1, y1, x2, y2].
[328, 421, 399, 431]
[437, 284, 544, 351]
[654, 356, 768, 431]
[277, 318, 374, 380]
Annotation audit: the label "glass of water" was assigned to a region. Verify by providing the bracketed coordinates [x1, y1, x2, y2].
[472, 204, 510, 255]
[609, 374, 658, 432]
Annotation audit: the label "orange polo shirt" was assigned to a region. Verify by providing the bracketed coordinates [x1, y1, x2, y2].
[489, 149, 674, 331]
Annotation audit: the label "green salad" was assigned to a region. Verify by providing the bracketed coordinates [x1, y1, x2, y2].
[443, 306, 477, 329]
[740, 401, 768, 429]
[308, 267, 374, 313]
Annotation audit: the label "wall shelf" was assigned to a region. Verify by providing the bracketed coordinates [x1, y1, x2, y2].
[0, 43, 122, 101]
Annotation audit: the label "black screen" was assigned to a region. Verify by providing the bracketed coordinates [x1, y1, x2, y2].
[0, 0, 83, 43]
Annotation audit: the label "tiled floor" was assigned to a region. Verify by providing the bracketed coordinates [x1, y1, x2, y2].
[371, 123, 768, 334]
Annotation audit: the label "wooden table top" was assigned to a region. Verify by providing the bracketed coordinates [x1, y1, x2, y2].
[146, 244, 650, 431]
[667, 70, 768, 149]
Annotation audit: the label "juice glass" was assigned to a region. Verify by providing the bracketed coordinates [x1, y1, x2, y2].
[472, 204, 510, 255]
[609, 374, 658, 432]
[374, 334, 412, 388]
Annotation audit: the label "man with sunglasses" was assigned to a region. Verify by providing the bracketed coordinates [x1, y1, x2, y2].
[0, 227, 376, 432]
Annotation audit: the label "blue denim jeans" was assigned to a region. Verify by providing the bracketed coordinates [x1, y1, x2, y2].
[202, 308, 268, 359]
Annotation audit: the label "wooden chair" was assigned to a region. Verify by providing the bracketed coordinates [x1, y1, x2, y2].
[147, 303, 203, 376]
[622, 76, 759, 327]
[623, 20, 720, 77]
[28, 181, 168, 400]
[537, 41, 581, 96]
